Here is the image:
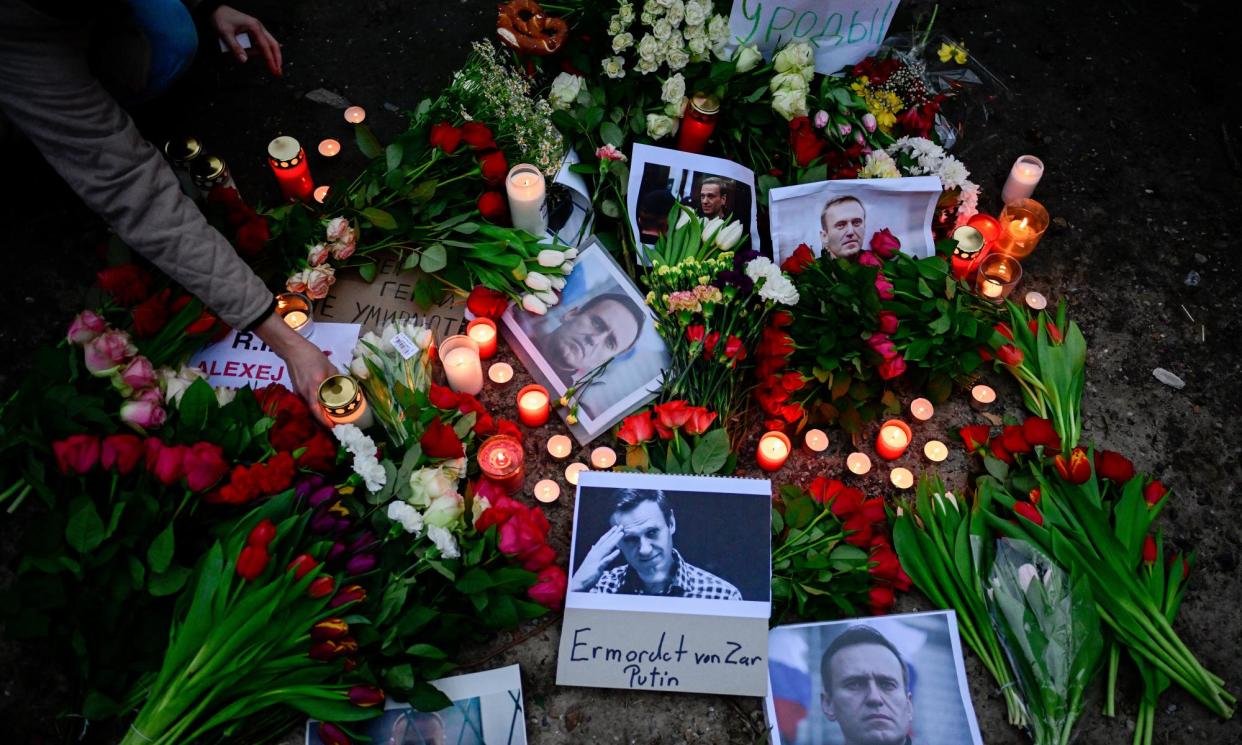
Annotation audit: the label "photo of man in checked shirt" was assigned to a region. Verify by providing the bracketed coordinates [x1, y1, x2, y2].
[569, 488, 742, 600]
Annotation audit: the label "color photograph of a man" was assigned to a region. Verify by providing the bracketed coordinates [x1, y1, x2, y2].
[697, 176, 732, 220]
[819, 626, 912, 745]
[820, 196, 866, 259]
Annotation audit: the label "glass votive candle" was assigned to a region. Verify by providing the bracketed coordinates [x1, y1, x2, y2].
[438, 335, 484, 395]
[275, 291, 313, 337]
[976, 254, 1023, 303]
[1001, 155, 1044, 205]
[517, 384, 550, 427]
[546, 434, 572, 459]
[466, 317, 498, 359]
[996, 198, 1049, 258]
[477, 435, 525, 495]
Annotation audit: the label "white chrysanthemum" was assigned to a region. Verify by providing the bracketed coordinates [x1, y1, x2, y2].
[939, 158, 969, 189]
[387, 500, 424, 535]
[427, 525, 460, 559]
[661, 73, 685, 104]
[602, 56, 626, 79]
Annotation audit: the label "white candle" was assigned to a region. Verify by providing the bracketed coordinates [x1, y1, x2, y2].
[1001, 155, 1043, 204]
[804, 428, 829, 453]
[534, 479, 560, 503]
[317, 139, 340, 157]
[506, 164, 547, 236]
[910, 398, 934, 422]
[547, 435, 572, 459]
[488, 362, 513, 384]
[1025, 291, 1048, 311]
[438, 335, 483, 395]
[981, 278, 1005, 299]
[971, 385, 996, 409]
[282, 310, 308, 330]
[890, 467, 914, 490]
[924, 440, 949, 462]
[564, 462, 588, 486]
[590, 446, 617, 469]
[343, 106, 366, 124]
[313, 185, 330, 203]
[846, 452, 872, 475]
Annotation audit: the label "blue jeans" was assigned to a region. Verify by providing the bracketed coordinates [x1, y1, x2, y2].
[94, 0, 199, 103]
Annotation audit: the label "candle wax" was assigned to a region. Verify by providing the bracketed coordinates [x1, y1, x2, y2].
[547, 435, 572, 459]
[880, 425, 909, 449]
[890, 467, 914, 489]
[846, 452, 872, 475]
[982, 279, 1005, 298]
[910, 398, 934, 421]
[972, 385, 997, 404]
[534, 479, 560, 503]
[520, 391, 547, 410]
[590, 447, 617, 469]
[565, 462, 588, 486]
[283, 311, 308, 329]
[804, 428, 829, 452]
[488, 363, 513, 384]
[344, 106, 366, 124]
[1025, 291, 1048, 311]
[924, 440, 949, 462]
[318, 139, 340, 157]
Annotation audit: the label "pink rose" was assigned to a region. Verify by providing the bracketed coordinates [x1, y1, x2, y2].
[119, 356, 157, 392]
[305, 266, 336, 300]
[329, 235, 356, 261]
[84, 330, 136, 377]
[144, 438, 185, 485]
[527, 565, 567, 610]
[865, 332, 898, 360]
[67, 310, 107, 345]
[325, 217, 352, 243]
[875, 271, 895, 300]
[286, 270, 311, 294]
[862, 112, 878, 132]
[877, 355, 907, 380]
[595, 144, 627, 162]
[877, 311, 899, 335]
[121, 397, 166, 432]
[870, 228, 901, 259]
[183, 442, 229, 492]
[856, 251, 882, 268]
[813, 110, 829, 129]
[307, 243, 330, 267]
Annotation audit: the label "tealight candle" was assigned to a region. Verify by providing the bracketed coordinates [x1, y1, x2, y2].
[756, 431, 791, 471]
[343, 106, 366, 124]
[804, 428, 829, 453]
[488, 362, 514, 384]
[890, 467, 914, 490]
[317, 138, 341, 157]
[1001, 155, 1044, 205]
[267, 136, 315, 202]
[924, 440, 949, 462]
[534, 479, 560, 503]
[564, 462, 588, 486]
[976, 254, 1023, 303]
[275, 291, 313, 337]
[546, 434, 572, 459]
[466, 317, 498, 359]
[517, 384, 550, 427]
[846, 452, 872, 475]
[313, 185, 331, 203]
[590, 446, 617, 469]
[910, 398, 934, 422]
[996, 198, 1049, 258]
[477, 435, 525, 495]
[1025, 291, 1048, 311]
[438, 335, 483, 395]
[506, 163, 547, 236]
[971, 384, 997, 410]
[875, 420, 912, 460]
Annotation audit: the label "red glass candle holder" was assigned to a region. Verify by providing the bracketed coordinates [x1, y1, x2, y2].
[268, 136, 315, 202]
[950, 225, 987, 281]
[466, 317, 499, 360]
[517, 384, 550, 427]
[676, 92, 720, 154]
[756, 431, 791, 471]
[875, 420, 912, 460]
[477, 435, 525, 496]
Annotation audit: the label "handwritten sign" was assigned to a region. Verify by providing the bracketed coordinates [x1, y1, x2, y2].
[189, 322, 361, 389]
[313, 256, 465, 337]
[556, 609, 769, 696]
[728, 0, 900, 74]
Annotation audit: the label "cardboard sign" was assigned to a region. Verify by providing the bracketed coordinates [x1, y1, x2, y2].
[189, 322, 361, 389]
[312, 257, 465, 338]
[728, 0, 900, 74]
[556, 472, 772, 697]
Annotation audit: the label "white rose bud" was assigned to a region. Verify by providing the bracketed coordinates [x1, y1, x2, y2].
[537, 249, 566, 267]
[521, 294, 548, 315]
[645, 113, 678, 140]
[734, 43, 762, 73]
[524, 272, 552, 291]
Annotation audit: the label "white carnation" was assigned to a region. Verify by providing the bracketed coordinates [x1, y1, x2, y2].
[759, 272, 800, 306]
[387, 500, 424, 535]
[427, 525, 460, 559]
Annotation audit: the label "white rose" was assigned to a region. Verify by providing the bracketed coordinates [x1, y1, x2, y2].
[619, 3, 635, 23]
[538, 249, 566, 267]
[770, 71, 808, 94]
[602, 56, 626, 79]
[160, 366, 206, 406]
[427, 525, 460, 559]
[664, 96, 688, 117]
[660, 73, 685, 104]
[664, 47, 689, 70]
[643, 0, 663, 16]
[683, 0, 706, 26]
[714, 221, 744, 251]
[637, 34, 659, 62]
[646, 113, 678, 140]
[521, 294, 548, 315]
[771, 88, 808, 121]
[656, 0, 675, 8]
[687, 35, 707, 57]
[734, 44, 762, 73]
[423, 492, 465, 529]
[387, 501, 424, 535]
[608, 17, 623, 35]
[707, 14, 729, 43]
[612, 32, 634, 53]
[307, 242, 330, 267]
[548, 72, 584, 111]
[653, 19, 672, 41]
[408, 466, 455, 507]
[471, 494, 491, 525]
[665, 0, 684, 27]
[524, 271, 552, 291]
[774, 41, 814, 80]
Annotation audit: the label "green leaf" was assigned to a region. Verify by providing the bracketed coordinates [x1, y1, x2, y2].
[406, 643, 448, 659]
[358, 262, 378, 283]
[179, 379, 217, 431]
[455, 568, 494, 594]
[147, 524, 175, 574]
[600, 121, 625, 147]
[148, 565, 192, 596]
[419, 243, 447, 273]
[65, 497, 105, 553]
[385, 142, 404, 172]
[362, 207, 397, 230]
[355, 124, 382, 159]
[384, 663, 415, 690]
[690, 429, 729, 474]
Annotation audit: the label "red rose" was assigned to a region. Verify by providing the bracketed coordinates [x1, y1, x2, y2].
[617, 411, 655, 445]
[466, 286, 509, 319]
[1054, 448, 1092, 484]
[429, 121, 462, 153]
[100, 433, 144, 474]
[420, 417, 465, 459]
[653, 400, 691, 430]
[866, 333, 897, 359]
[1094, 449, 1135, 484]
[856, 251, 882, 268]
[996, 344, 1024, 367]
[131, 289, 171, 337]
[781, 244, 815, 275]
[771, 309, 794, 328]
[498, 507, 550, 559]
[461, 122, 497, 150]
[495, 417, 523, 442]
[959, 424, 990, 451]
[685, 324, 705, 344]
[296, 430, 338, 473]
[145, 439, 186, 486]
[1021, 417, 1060, 451]
[235, 217, 271, 257]
[829, 485, 865, 519]
[868, 585, 895, 615]
[869, 228, 901, 259]
[1000, 425, 1032, 455]
[52, 434, 100, 476]
[989, 437, 1013, 464]
[779, 402, 804, 423]
[528, 564, 568, 610]
[682, 406, 717, 436]
[1013, 501, 1043, 526]
[183, 442, 229, 492]
[97, 264, 152, 305]
[236, 544, 269, 580]
[428, 384, 462, 410]
[520, 543, 557, 572]
[868, 546, 903, 583]
[478, 149, 509, 186]
[478, 191, 509, 223]
[1143, 480, 1167, 507]
[256, 385, 316, 452]
[877, 310, 899, 335]
[474, 493, 523, 532]
[874, 271, 894, 300]
[788, 116, 825, 167]
[859, 498, 887, 524]
[876, 355, 906, 380]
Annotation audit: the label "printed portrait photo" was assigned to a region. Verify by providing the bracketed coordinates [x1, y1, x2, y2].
[769, 175, 943, 265]
[765, 611, 983, 745]
[306, 666, 527, 745]
[567, 471, 772, 615]
[627, 144, 760, 259]
[501, 239, 669, 440]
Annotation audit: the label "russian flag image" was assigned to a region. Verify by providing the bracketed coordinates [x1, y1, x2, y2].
[769, 628, 812, 743]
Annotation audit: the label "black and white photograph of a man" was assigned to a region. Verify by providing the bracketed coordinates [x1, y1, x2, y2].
[568, 474, 771, 606]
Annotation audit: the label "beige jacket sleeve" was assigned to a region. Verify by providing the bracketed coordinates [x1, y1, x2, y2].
[0, 1, 273, 329]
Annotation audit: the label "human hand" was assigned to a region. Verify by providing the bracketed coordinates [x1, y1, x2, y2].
[253, 314, 336, 425]
[570, 525, 625, 591]
[211, 5, 282, 76]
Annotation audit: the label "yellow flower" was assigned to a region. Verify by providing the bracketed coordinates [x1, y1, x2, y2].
[938, 42, 968, 64]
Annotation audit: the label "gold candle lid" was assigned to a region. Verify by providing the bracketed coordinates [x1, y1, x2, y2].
[689, 92, 721, 116]
[951, 225, 984, 256]
[318, 375, 361, 415]
[164, 136, 202, 164]
[190, 155, 228, 185]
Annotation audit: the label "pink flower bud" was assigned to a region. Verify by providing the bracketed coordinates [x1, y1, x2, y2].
[838, 122, 853, 137]
[813, 110, 829, 129]
[121, 398, 167, 432]
[120, 356, 157, 391]
[67, 310, 108, 345]
[862, 112, 878, 132]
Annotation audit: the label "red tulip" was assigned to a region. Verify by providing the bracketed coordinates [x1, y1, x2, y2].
[1142, 535, 1157, 565]
[317, 723, 352, 745]
[616, 411, 655, 446]
[994, 323, 1014, 341]
[52, 434, 100, 476]
[309, 637, 358, 661]
[308, 575, 336, 599]
[1143, 480, 1167, 507]
[1013, 501, 1043, 526]
[347, 686, 385, 708]
[1028, 488, 1041, 506]
[247, 518, 277, 548]
[287, 553, 319, 580]
[420, 416, 465, 459]
[1094, 449, 1135, 484]
[429, 121, 462, 153]
[1054, 448, 1092, 484]
[996, 344, 1024, 367]
[959, 424, 990, 451]
[1027, 318, 1063, 344]
[329, 584, 367, 608]
[236, 545, 269, 581]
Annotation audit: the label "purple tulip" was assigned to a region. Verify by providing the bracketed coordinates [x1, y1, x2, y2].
[346, 553, 378, 576]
